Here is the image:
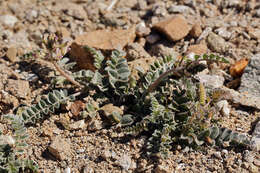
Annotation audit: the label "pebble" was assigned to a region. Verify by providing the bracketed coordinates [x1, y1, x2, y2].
[0, 15, 18, 27]
[168, 5, 194, 14]
[136, 22, 150, 37]
[215, 27, 232, 40]
[26, 9, 38, 23]
[186, 43, 207, 55]
[154, 164, 171, 173]
[216, 100, 230, 116]
[207, 32, 228, 53]
[153, 15, 190, 41]
[64, 167, 70, 173]
[5, 79, 30, 99]
[6, 47, 18, 62]
[239, 54, 260, 97]
[213, 151, 222, 159]
[146, 34, 160, 44]
[118, 154, 132, 171]
[48, 136, 72, 160]
[196, 74, 225, 89]
[190, 23, 202, 38]
[126, 43, 151, 60]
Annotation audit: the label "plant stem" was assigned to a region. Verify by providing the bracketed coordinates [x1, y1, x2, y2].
[52, 62, 83, 88]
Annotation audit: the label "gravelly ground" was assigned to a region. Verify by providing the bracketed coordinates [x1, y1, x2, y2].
[0, 0, 260, 172]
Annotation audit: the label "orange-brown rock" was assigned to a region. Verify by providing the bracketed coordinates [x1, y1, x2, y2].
[186, 43, 207, 55]
[69, 27, 136, 70]
[229, 58, 249, 78]
[153, 15, 190, 41]
[189, 23, 202, 38]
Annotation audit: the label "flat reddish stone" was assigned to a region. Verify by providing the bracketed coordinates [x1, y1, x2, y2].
[69, 27, 136, 70]
[153, 15, 190, 41]
[187, 43, 207, 55]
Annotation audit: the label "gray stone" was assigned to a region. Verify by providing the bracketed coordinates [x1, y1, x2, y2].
[146, 34, 160, 44]
[118, 154, 132, 171]
[239, 54, 260, 97]
[0, 15, 18, 27]
[217, 86, 260, 110]
[26, 9, 38, 23]
[196, 74, 225, 89]
[256, 9, 260, 18]
[149, 43, 179, 58]
[207, 32, 228, 53]
[251, 119, 260, 151]
[168, 5, 194, 14]
[215, 27, 232, 40]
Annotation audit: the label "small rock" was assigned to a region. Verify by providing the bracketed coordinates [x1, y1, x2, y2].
[146, 34, 160, 44]
[125, 43, 151, 60]
[216, 100, 230, 116]
[196, 27, 212, 44]
[153, 15, 190, 41]
[250, 120, 260, 151]
[136, 22, 150, 37]
[26, 9, 38, 23]
[248, 28, 260, 40]
[0, 15, 18, 27]
[118, 154, 133, 171]
[149, 43, 179, 57]
[48, 137, 72, 160]
[239, 54, 260, 97]
[186, 43, 207, 55]
[168, 5, 194, 14]
[216, 87, 260, 110]
[100, 104, 123, 117]
[151, 3, 167, 16]
[128, 57, 156, 80]
[6, 47, 18, 62]
[82, 166, 94, 173]
[5, 79, 30, 99]
[253, 159, 260, 167]
[248, 163, 258, 173]
[190, 23, 202, 38]
[196, 74, 225, 88]
[102, 150, 112, 160]
[213, 151, 222, 159]
[69, 120, 86, 130]
[136, 0, 147, 10]
[229, 58, 249, 78]
[70, 27, 136, 70]
[154, 164, 171, 173]
[64, 167, 70, 173]
[207, 32, 228, 53]
[88, 120, 103, 131]
[215, 27, 232, 40]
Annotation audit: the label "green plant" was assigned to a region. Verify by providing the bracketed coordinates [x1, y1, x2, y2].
[4, 32, 253, 171]
[0, 115, 38, 172]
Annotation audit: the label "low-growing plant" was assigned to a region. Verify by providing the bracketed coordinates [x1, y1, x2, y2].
[1, 33, 253, 171]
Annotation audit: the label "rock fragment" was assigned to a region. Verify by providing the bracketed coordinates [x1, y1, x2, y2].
[229, 58, 249, 78]
[186, 43, 207, 55]
[189, 23, 202, 38]
[239, 54, 260, 97]
[69, 27, 136, 70]
[5, 79, 30, 99]
[0, 15, 18, 27]
[196, 74, 225, 89]
[153, 15, 190, 41]
[207, 32, 228, 53]
[125, 43, 151, 60]
[48, 137, 72, 160]
[6, 47, 18, 62]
